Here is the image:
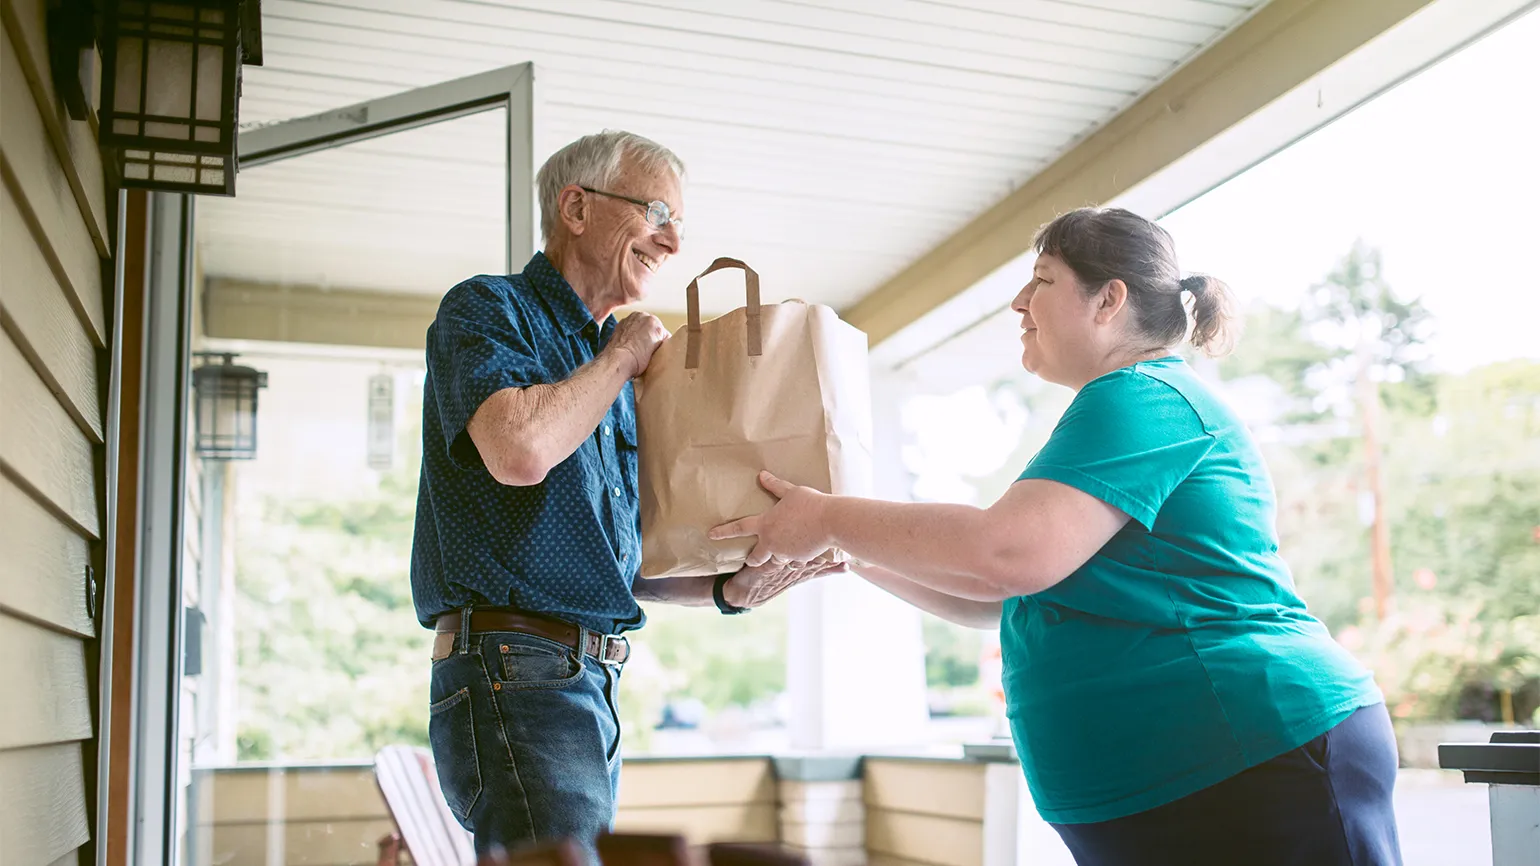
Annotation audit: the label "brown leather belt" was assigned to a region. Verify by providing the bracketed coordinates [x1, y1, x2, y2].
[434, 609, 630, 666]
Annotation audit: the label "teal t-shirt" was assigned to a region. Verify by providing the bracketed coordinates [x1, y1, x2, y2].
[1001, 356, 1381, 824]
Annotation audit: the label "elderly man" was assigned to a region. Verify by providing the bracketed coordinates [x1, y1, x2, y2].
[411, 130, 833, 858]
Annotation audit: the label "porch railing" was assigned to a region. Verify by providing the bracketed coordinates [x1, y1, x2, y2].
[185, 749, 1056, 866]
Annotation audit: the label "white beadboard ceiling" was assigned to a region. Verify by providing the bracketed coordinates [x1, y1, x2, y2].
[197, 0, 1266, 320]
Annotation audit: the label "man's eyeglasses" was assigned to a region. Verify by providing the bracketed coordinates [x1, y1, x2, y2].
[580, 187, 684, 236]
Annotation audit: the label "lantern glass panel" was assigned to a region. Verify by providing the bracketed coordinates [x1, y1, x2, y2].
[195, 37, 224, 125]
[143, 39, 194, 138]
[112, 37, 142, 120]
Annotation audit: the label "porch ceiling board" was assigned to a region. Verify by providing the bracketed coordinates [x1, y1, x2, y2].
[204, 0, 1267, 341]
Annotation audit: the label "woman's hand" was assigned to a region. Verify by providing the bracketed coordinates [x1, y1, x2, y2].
[710, 471, 833, 566]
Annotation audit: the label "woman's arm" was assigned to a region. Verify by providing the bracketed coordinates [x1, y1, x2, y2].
[855, 563, 1002, 629]
[712, 473, 1130, 602]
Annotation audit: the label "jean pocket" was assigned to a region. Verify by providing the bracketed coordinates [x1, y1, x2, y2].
[496, 634, 585, 690]
[428, 687, 480, 824]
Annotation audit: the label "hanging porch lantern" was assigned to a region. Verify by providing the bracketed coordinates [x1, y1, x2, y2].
[97, 0, 263, 196]
[192, 353, 267, 460]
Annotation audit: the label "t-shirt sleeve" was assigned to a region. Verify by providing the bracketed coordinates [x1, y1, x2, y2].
[1017, 371, 1215, 530]
[427, 278, 546, 470]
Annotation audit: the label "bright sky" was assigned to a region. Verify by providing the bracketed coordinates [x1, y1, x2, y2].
[1160, 7, 1540, 374]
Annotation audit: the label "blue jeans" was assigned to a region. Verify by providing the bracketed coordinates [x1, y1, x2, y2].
[427, 622, 623, 862]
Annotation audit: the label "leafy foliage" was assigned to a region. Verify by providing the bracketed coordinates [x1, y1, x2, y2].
[234, 456, 430, 761]
[1226, 243, 1539, 724]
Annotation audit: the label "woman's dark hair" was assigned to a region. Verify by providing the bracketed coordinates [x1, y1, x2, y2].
[1032, 207, 1238, 356]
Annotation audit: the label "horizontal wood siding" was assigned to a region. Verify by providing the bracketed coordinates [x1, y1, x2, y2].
[0, 474, 93, 636]
[0, 12, 105, 341]
[0, 3, 112, 866]
[0, 741, 91, 863]
[0, 613, 93, 751]
[0, 178, 102, 440]
[0, 328, 98, 535]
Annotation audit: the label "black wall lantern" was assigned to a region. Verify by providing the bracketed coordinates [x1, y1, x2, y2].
[96, 0, 263, 196]
[192, 353, 267, 460]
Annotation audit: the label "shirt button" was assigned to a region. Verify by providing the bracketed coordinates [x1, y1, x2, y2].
[604, 426, 612, 436]
[613, 486, 622, 497]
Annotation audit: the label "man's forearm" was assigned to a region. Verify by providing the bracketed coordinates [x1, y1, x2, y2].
[472, 349, 631, 485]
[633, 576, 718, 607]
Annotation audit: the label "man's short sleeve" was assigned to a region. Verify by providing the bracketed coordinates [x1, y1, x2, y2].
[427, 278, 545, 469]
[1018, 369, 1215, 530]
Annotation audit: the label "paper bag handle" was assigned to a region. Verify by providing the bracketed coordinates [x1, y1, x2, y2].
[685, 257, 762, 370]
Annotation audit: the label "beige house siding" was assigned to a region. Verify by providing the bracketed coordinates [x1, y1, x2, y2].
[0, 0, 114, 862]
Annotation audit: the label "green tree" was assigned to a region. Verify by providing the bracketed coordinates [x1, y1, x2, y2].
[1218, 248, 1537, 723]
[1366, 362, 1540, 722]
[1304, 243, 1434, 619]
[234, 450, 429, 761]
[1224, 242, 1433, 619]
[1234, 358, 1540, 722]
[1386, 362, 1540, 613]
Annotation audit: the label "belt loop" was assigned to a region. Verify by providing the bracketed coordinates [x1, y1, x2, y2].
[576, 625, 590, 664]
[458, 605, 474, 655]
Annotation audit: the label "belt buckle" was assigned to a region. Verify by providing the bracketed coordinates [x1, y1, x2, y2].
[598, 633, 629, 666]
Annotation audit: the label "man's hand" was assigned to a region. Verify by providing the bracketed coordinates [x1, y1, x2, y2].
[606, 312, 670, 379]
[631, 557, 844, 610]
[722, 557, 847, 609]
[466, 312, 663, 486]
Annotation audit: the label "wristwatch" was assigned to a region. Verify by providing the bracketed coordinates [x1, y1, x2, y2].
[713, 572, 749, 615]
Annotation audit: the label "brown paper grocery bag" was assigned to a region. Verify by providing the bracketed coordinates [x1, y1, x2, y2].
[635, 257, 873, 578]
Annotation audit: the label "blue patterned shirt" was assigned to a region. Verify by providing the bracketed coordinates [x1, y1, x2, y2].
[411, 252, 645, 634]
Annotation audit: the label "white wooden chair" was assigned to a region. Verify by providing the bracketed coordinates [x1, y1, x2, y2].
[374, 744, 477, 866]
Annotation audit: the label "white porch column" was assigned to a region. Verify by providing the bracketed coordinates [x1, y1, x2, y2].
[787, 366, 929, 750]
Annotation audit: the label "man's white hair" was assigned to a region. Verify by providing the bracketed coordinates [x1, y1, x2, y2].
[536, 130, 686, 242]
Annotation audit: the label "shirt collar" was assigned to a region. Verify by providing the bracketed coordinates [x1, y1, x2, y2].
[525, 251, 601, 336]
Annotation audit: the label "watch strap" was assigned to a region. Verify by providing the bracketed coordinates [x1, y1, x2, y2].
[713, 572, 748, 615]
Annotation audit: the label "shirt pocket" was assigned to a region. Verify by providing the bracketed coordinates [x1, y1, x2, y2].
[615, 412, 639, 494]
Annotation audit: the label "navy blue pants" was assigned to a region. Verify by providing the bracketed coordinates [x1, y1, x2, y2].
[1052, 703, 1404, 866]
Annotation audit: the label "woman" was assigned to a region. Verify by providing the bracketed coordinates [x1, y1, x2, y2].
[712, 208, 1402, 866]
